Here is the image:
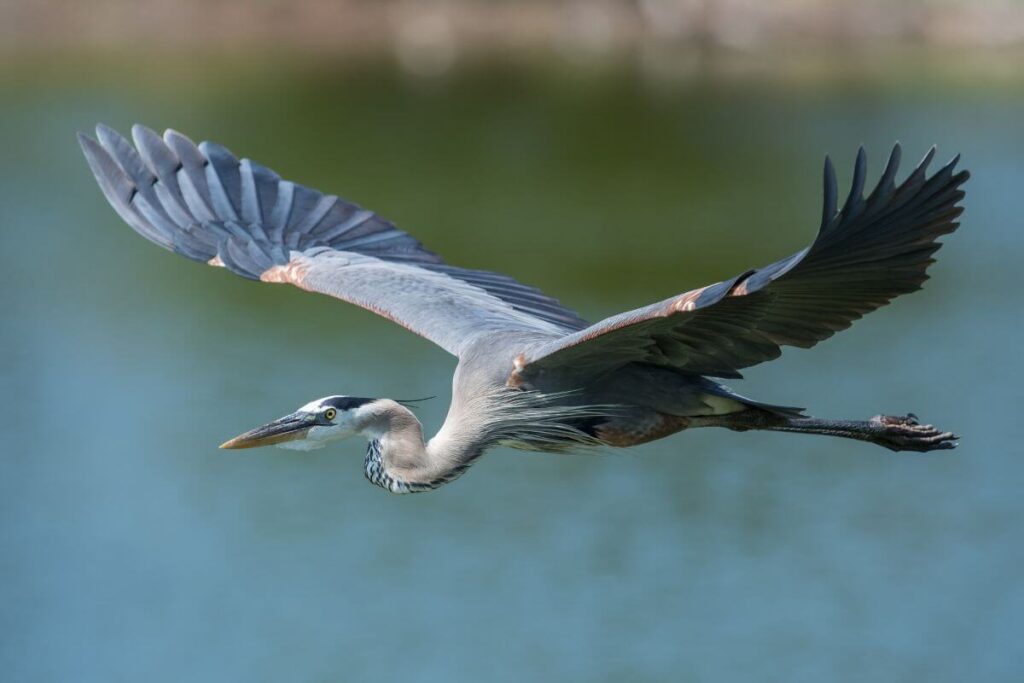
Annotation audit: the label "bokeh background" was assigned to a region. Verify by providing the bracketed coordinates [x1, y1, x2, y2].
[2, 1, 1023, 681]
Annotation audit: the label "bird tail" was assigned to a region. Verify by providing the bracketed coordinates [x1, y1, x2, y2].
[700, 381, 807, 419]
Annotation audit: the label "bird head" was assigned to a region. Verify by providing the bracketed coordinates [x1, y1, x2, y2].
[219, 396, 377, 451]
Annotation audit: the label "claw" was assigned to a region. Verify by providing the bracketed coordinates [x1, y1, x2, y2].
[871, 414, 959, 452]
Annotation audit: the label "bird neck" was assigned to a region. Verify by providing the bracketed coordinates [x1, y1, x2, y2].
[358, 400, 480, 493]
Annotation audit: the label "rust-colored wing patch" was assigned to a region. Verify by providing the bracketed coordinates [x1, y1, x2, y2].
[260, 257, 310, 286]
[670, 287, 706, 313]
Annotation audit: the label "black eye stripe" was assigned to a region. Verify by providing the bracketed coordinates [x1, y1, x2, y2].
[321, 396, 374, 411]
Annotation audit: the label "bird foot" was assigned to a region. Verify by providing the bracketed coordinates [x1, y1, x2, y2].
[869, 414, 959, 452]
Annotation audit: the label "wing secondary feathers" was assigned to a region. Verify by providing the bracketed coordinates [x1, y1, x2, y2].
[520, 145, 969, 380]
[79, 124, 587, 357]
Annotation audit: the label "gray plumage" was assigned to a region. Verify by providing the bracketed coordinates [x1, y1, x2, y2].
[79, 124, 968, 493]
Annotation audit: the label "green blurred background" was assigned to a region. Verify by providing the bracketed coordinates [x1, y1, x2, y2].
[1, 1, 1023, 681]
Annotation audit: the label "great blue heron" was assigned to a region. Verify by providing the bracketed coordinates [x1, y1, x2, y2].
[79, 124, 967, 493]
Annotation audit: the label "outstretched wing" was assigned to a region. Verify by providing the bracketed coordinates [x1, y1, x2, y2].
[519, 145, 968, 381]
[79, 124, 587, 357]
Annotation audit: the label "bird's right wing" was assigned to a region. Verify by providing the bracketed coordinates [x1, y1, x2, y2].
[79, 124, 588, 358]
[517, 145, 968, 382]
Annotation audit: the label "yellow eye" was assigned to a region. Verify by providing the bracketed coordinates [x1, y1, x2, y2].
[324, 408, 337, 421]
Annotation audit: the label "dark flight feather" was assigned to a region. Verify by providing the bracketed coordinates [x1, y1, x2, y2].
[522, 144, 969, 379]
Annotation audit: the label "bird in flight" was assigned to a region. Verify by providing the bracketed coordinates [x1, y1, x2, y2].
[80, 124, 967, 493]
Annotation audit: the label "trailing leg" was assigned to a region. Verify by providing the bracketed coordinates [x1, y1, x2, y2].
[712, 410, 959, 453]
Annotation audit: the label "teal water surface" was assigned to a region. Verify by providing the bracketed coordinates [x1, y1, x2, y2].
[1, 53, 1022, 681]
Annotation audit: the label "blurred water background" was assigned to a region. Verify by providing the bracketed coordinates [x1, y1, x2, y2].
[1, 1, 1023, 681]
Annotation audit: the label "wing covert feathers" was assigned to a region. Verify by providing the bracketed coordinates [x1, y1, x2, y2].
[80, 124, 443, 279]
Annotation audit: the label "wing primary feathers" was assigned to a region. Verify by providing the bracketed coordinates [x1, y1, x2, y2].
[267, 180, 295, 242]
[840, 146, 867, 222]
[164, 130, 218, 223]
[866, 143, 902, 207]
[237, 158, 264, 227]
[96, 125, 155, 191]
[96, 125, 181, 242]
[171, 228, 216, 261]
[820, 155, 838, 233]
[291, 194, 338, 238]
[317, 209, 374, 244]
[248, 159, 282, 222]
[79, 132, 175, 249]
[900, 146, 936, 196]
[199, 141, 243, 223]
[131, 125, 186, 210]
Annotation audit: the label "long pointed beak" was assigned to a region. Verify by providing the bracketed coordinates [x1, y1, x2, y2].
[220, 412, 317, 449]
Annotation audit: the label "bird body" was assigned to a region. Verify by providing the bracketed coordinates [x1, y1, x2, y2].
[80, 124, 967, 493]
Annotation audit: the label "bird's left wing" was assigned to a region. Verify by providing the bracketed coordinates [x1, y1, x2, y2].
[516, 145, 968, 382]
[79, 124, 587, 358]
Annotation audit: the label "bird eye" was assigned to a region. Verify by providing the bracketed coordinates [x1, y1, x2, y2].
[324, 408, 337, 421]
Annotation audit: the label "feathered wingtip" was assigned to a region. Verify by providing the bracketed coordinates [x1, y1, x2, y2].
[817, 142, 967, 236]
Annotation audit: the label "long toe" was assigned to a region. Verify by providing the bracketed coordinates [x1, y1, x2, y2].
[871, 414, 959, 452]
